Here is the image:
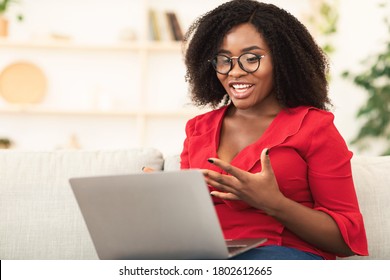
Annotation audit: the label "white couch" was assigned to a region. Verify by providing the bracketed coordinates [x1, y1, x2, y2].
[0, 148, 389, 260]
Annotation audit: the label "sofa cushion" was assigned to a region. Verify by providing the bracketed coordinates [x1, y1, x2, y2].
[164, 154, 181, 171]
[345, 155, 390, 260]
[0, 148, 164, 260]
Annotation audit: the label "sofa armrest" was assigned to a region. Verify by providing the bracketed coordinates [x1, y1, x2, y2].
[341, 155, 390, 260]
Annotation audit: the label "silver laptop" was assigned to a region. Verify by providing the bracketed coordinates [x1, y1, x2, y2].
[69, 170, 266, 260]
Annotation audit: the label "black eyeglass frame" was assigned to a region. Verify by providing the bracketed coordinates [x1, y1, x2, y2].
[208, 52, 267, 75]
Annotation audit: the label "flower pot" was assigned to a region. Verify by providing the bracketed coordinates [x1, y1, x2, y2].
[0, 138, 12, 149]
[0, 16, 8, 37]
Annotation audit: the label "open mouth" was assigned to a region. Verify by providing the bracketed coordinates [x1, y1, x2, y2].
[230, 83, 254, 98]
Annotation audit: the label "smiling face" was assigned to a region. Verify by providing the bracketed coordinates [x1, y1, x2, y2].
[216, 23, 279, 113]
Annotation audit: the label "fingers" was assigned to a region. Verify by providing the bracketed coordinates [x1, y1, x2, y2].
[207, 148, 273, 177]
[203, 169, 237, 191]
[205, 147, 272, 181]
[207, 158, 246, 180]
[202, 169, 240, 197]
[210, 191, 240, 200]
[260, 148, 274, 175]
[142, 166, 155, 173]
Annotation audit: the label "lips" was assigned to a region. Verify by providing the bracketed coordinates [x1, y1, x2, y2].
[229, 83, 254, 99]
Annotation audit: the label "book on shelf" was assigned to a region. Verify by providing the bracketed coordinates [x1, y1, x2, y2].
[148, 9, 184, 42]
[149, 9, 161, 41]
[166, 11, 184, 41]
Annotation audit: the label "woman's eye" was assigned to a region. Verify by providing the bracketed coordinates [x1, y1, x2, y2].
[218, 58, 230, 65]
[246, 56, 259, 63]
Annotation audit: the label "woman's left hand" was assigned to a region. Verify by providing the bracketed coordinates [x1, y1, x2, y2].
[203, 148, 285, 212]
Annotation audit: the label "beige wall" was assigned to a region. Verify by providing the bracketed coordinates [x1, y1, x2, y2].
[0, 0, 388, 156]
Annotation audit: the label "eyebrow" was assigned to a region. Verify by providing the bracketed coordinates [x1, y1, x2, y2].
[218, 46, 265, 54]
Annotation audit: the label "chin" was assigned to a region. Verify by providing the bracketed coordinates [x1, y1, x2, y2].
[231, 100, 254, 110]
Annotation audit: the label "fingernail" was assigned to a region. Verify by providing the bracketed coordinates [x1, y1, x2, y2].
[265, 149, 270, 156]
[207, 158, 214, 163]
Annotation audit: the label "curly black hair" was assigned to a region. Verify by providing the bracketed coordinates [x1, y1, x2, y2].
[183, 0, 331, 110]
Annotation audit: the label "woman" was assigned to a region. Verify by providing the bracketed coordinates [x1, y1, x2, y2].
[180, 0, 368, 260]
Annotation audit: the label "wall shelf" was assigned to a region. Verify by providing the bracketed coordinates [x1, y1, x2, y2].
[0, 107, 203, 118]
[0, 38, 182, 52]
[0, 0, 220, 154]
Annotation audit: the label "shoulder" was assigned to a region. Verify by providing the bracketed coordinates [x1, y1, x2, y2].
[285, 106, 333, 119]
[282, 106, 335, 128]
[188, 106, 227, 122]
[289, 107, 348, 155]
[268, 106, 337, 148]
[185, 106, 227, 132]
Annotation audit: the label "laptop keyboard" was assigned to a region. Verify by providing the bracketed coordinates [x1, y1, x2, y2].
[226, 240, 248, 254]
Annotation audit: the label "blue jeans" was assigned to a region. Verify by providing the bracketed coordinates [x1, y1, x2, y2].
[231, 245, 324, 260]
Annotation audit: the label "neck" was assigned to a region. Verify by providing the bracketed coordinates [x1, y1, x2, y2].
[228, 96, 282, 119]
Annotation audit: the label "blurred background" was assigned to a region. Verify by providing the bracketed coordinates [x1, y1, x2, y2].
[0, 0, 389, 157]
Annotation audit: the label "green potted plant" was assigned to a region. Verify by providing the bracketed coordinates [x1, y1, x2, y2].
[0, 0, 22, 37]
[305, 0, 339, 82]
[342, 6, 390, 155]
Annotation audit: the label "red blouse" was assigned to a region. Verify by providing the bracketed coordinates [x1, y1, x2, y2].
[180, 105, 368, 259]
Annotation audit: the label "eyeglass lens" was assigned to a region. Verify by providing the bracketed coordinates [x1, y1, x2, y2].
[212, 53, 261, 74]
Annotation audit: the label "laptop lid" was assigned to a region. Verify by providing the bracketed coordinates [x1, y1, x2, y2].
[70, 170, 266, 260]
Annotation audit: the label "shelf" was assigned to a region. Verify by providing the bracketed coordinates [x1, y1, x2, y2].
[0, 0, 197, 154]
[0, 107, 136, 117]
[0, 106, 205, 118]
[0, 38, 182, 52]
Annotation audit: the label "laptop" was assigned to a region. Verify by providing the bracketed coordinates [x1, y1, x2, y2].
[69, 170, 266, 260]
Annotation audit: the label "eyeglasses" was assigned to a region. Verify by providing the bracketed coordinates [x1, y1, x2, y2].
[209, 52, 266, 75]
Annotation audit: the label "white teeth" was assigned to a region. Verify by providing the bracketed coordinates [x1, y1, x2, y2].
[232, 84, 251, 89]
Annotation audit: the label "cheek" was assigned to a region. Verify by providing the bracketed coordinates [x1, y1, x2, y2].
[216, 73, 229, 89]
[216, 72, 225, 81]
[257, 58, 273, 82]
[255, 70, 274, 90]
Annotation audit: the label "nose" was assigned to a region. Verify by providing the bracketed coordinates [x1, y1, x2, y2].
[228, 58, 246, 77]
